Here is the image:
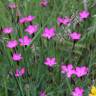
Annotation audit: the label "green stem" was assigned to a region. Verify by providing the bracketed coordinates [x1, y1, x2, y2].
[66, 77, 72, 93]
[4, 79, 8, 96]
[15, 77, 24, 96]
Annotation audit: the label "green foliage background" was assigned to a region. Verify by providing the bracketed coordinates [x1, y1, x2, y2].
[0, 0, 96, 96]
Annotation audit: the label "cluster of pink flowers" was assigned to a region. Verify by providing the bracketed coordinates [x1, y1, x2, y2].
[57, 10, 90, 26]
[19, 15, 36, 24]
[6, 35, 32, 49]
[3, 15, 38, 78]
[56, 10, 90, 96]
[7, 35, 32, 62]
[72, 87, 84, 96]
[61, 64, 88, 78]
[3, 6, 91, 95]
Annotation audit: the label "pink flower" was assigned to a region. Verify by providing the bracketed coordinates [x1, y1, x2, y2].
[3, 27, 13, 34]
[42, 27, 55, 39]
[12, 53, 22, 61]
[61, 64, 75, 78]
[40, 0, 48, 7]
[44, 57, 56, 67]
[72, 87, 84, 96]
[25, 25, 38, 35]
[19, 35, 32, 46]
[57, 17, 71, 26]
[74, 66, 88, 77]
[61, 64, 88, 78]
[15, 67, 25, 77]
[19, 17, 26, 24]
[61, 65, 67, 73]
[6, 40, 18, 49]
[25, 15, 36, 22]
[69, 32, 81, 41]
[39, 90, 47, 96]
[79, 10, 90, 20]
[19, 15, 36, 24]
[8, 3, 16, 9]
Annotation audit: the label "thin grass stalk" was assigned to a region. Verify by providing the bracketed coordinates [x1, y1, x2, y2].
[83, 0, 88, 10]
[15, 77, 25, 96]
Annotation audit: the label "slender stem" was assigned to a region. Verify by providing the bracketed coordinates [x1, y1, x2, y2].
[66, 77, 72, 93]
[4, 80, 8, 96]
[72, 41, 76, 54]
[15, 77, 24, 96]
[83, 0, 88, 10]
